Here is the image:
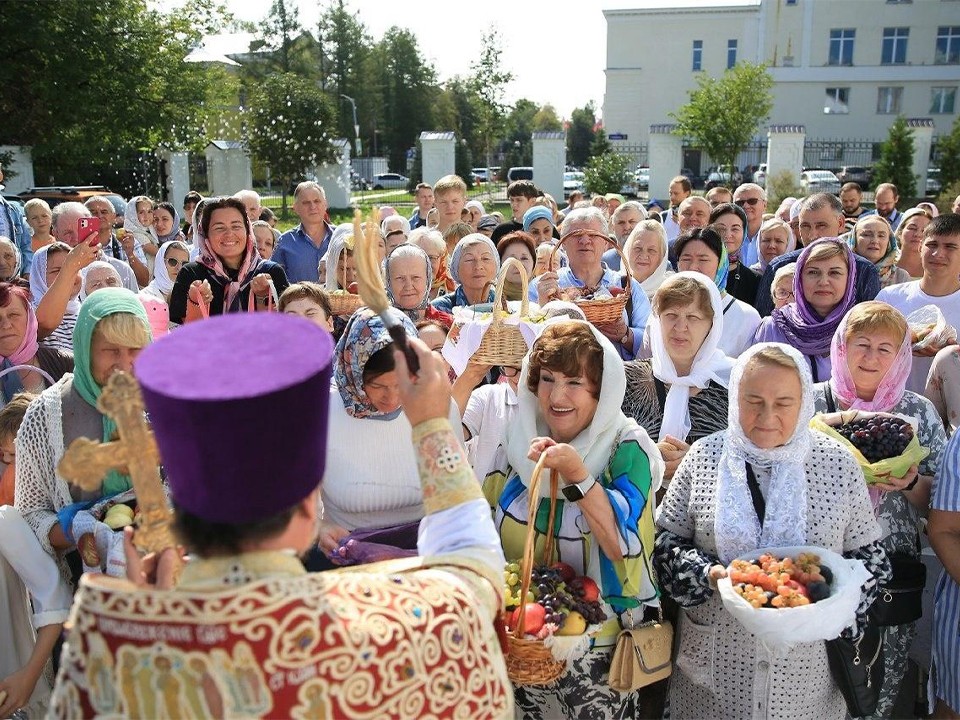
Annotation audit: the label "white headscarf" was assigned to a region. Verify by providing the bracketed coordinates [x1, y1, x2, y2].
[714, 342, 814, 564]
[324, 224, 356, 291]
[626, 225, 674, 301]
[79, 260, 122, 300]
[29, 245, 81, 314]
[124, 196, 160, 276]
[650, 272, 734, 442]
[507, 318, 661, 497]
[142, 241, 182, 302]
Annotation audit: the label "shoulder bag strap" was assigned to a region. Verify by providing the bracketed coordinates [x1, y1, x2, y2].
[744, 463, 766, 527]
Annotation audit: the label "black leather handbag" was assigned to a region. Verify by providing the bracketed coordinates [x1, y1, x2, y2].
[872, 551, 926, 627]
[825, 623, 884, 718]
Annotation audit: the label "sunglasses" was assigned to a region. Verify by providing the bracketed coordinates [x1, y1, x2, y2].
[166, 257, 186, 268]
[735, 197, 761, 207]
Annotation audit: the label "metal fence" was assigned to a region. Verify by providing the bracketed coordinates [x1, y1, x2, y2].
[32, 150, 165, 199]
[611, 142, 649, 169]
[803, 139, 880, 172]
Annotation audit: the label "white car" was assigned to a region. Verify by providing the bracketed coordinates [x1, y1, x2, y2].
[752, 164, 767, 188]
[371, 173, 409, 190]
[800, 170, 841, 195]
[635, 166, 650, 189]
[563, 171, 585, 198]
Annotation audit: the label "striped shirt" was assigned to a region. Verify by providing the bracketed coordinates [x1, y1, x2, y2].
[930, 429, 960, 711]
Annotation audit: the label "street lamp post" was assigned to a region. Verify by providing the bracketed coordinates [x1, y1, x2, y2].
[340, 94, 361, 157]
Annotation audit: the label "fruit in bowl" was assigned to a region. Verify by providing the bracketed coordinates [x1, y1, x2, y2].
[730, 552, 832, 609]
[502, 562, 608, 638]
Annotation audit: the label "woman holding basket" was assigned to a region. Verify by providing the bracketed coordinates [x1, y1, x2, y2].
[812, 301, 946, 719]
[529, 208, 651, 360]
[482, 319, 664, 718]
[654, 342, 890, 720]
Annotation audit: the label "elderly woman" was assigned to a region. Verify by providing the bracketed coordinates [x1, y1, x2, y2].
[852, 214, 911, 288]
[317, 308, 463, 566]
[895, 208, 934, 280]
[674, 227, 760, 357]
[771, 262, 798, 310]
[0, 236, 24, 286]
[14, 289, 152, 587]
[483, 319, 663, 718]
[813, 301, 946, 719]
[929, 431, 960, 720]
[251, 220, 278, 261]
[496, 231, 536, 302]
[430, 234, 499, 313]
[623, 273, 733, 483]
[654, 342, 890, 720]
[169, 197, 289, 324]
[754, 237, 859, 382]
[80, 261, 122, 298]
[0, 284, 72, 406]
[624, 219, 673, 302]
[710, 202, 760, 305]
[409, 227, 453, 299]
[531, 207, 652, 360]
[752, 217, 797, 273]
[381, 214, 411, 255]
[386, 244, 432, 322]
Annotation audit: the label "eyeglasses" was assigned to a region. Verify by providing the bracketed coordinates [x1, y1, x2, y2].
[773, 288, 795, 300]
[498, 365, 521, 378]
[735, 197, 761, 207]
[166, 257, 186, 268]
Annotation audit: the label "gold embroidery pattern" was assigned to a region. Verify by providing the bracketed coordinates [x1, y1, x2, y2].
[412, 418, 483, 514]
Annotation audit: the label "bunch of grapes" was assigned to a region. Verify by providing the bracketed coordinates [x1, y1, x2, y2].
[502, 562, 533, 608]
[836, 416, 914, 463]
[730, 553, 832, 608]
[572, 599, 607, 625]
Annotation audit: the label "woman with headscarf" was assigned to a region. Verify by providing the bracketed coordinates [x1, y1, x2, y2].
[79, 261, 122, 299]
[894, 208, 934, 281]
[483, 319, 664, 719]
[851, 214, 911, 288]
[139, 241, 190, 338]
[753, 237, 859, 383]
[0, 236, 26, 288]
[623, 220, 673, 302]
[409, 228, 454, 299]
[30, 241, 96, 352]
[674, 227, 761, 358]
[123, 196, 160, 276]
[168, 197, 289, 324]
[316, 307, 464, 567]
[14, 288, 152, 588]
[654, 342, 890, 720]
[709, 202, 760, 305]
[0, 283, 72, 406]
[430, 234, 499, 313]
[623, 273, 733, 484]
[752, 217, 797, 274]
[385, 244, 432, 322]
[813, 301, 946, 719]
[151, 201, 184, 249]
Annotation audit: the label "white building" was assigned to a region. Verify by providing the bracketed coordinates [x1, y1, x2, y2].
[603, 0, 960, 171]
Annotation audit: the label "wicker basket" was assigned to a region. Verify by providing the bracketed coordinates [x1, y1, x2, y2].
[506, 454, 566, 686]
[328, 291, 364, 317]
[471, 257, 532, 367]
[548, 232, 633, 325]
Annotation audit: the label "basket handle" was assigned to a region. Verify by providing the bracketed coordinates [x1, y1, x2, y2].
[513, 452, 560, 639]
[548, 229, 634, 287]
[492, 256, 530, 326]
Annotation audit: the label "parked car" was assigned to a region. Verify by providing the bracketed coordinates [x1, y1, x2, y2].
[752, 163, 767, 187]
[800, 169, 841, 195]
[370, 173, 409, 190]
[471, 167, 491, 183]
[680, 167, 703, 189]
[350, 170, 369, 191]
[563, 171, 585, 198]
[704, 165, 741, 190]
[506, 167, 534, 183]
[620, 172, 638, 197]
[19, 186, 126, 226]
[836, 165, 872, 189]
[635, 166, 650, 190]
[927, 167, 941, 196]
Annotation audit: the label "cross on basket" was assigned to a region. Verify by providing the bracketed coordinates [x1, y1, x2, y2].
[58, 372, 179, 564]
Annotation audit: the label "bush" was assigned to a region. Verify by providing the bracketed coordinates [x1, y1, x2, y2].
[584, 152, 630, 195]
[872, 117, 917, 199]
[935, 179, 960, 214]
[766, 169, 803, 209]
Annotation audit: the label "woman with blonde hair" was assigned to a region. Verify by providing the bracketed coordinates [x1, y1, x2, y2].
[623, 219, 674, 301]
[851, 214, 911, 288]
[895, 208, 934, 280]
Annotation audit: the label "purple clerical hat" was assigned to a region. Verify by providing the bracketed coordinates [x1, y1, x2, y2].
[135, 313, 334, 524]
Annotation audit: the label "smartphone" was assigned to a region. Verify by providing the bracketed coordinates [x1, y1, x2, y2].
[78, 217, 101, 246]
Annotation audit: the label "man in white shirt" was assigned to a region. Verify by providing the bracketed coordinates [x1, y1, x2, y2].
[732, 183, 766, 267]
[660, 176, 692, 245]
[876, 214, 960, 393]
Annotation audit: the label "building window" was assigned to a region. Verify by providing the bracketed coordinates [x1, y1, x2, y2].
[931, 86, 957, 114]
[786, 0, 796, 4]
[877, 86, 903, 114]
[692, 40, 703, 71]
[881, 28, 909, 64]
[727, 39, 738, 69]
[937, 26, 960, 64]
[824, 87, 850, 114]
[829, 29, 855, 66]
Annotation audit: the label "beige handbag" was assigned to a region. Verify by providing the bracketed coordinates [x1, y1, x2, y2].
[608, 605, 674, 692]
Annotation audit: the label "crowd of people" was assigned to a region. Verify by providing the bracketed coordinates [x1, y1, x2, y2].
[0, 169, 959, 720]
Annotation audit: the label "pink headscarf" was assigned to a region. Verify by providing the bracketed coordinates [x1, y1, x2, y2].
[197, 207, 263, 312]
[2, 290, 39, 366]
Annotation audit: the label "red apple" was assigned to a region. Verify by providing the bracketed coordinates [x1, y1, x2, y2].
[579, 577, 601, 603]
[551, 562, 576, 583]
[786, 579, 809, 598]
[347, 282, 359, 294]
[510, 603, 546, 635]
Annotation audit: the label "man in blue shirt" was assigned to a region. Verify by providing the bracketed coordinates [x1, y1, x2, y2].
[870, 183, 904, 232]
[0, 163, 32, 276]
[273, 181, 333, 283]
[409, 182, 434, 229]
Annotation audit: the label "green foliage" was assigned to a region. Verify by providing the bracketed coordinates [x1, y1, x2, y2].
[591, 129, 613, 157]
[263, 0, 302, 74]
[935, 116, 960, 191]
[455, 141, 474, 190]
[533, 105, 563, 133]
[584, 152, 630, 195]
[567, 104, 598, 168]
[766, 169, 803, 209]
[504, 99, 539, 166]
[671, 62, 774, 181]
[467, 28, 514, 171]
[873, 116, 916, 198]
[0, 151, 17, 182]
[936, 179, 960, 214]
[243, 73, 338, 211]
[407, 140, 423, 191]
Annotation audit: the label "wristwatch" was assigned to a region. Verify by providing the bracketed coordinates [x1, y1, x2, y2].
[561, 475, 597, 502]
[620, 328, 632, 346]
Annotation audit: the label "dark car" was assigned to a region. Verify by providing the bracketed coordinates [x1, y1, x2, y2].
[836, 166, 872, 189]
[19, 186, 126, 226]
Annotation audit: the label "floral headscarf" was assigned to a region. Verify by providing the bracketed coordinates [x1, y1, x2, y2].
[334, 306, 418, 420]
[196, 201, 264, 312]
[850, 216, 901, 286]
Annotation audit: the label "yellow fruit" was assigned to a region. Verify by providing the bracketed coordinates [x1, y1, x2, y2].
[556, 611, 587, 636]
[104, 514, 132, 530]
[106, 504, 134, 519]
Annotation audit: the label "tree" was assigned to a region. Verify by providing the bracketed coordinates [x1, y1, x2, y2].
[243, 73, 338, 213]
[873, 116, 916, 198]
[671, 62, 774, 184]
[567, 104, 598, 168]
[584, 151, 631, 195]
[935, 115, 960, 191]
[532, 105, 563, 133]
[436, 79, 481, 162]
[591, 128, 613, 157]
[467, 28, 514, 174]
[262, 0, 301, 74]
[503, 99, 539, 167]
